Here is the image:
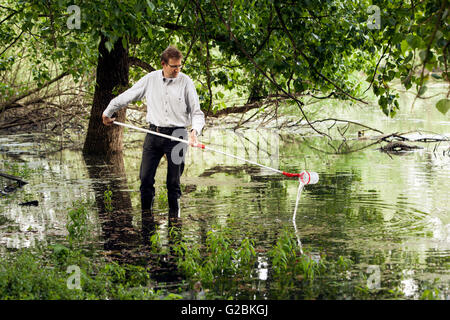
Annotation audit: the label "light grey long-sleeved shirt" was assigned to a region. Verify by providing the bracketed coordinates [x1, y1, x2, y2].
[103, 70, 205, 135]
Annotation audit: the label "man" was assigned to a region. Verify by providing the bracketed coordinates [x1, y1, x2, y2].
[102, 45, 205, 226]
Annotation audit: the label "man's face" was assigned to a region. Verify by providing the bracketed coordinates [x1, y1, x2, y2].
[162, 58, 182, 78]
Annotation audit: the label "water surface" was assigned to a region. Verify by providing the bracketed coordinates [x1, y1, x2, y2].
[1, 86, 449, 299]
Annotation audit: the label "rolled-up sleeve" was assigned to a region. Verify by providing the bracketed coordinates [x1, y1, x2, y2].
[185, 78, 205, 135]
[103, 74, 150, 117]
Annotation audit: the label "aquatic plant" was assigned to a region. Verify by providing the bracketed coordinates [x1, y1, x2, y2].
[156, 187, 168, 209]
[267, 228, 329, 298]
[420, 288, 440, 300]
[2, 223, 438, 300]
[420, 279, 442, 300]
[0, 247, 179, 300]
[3, 161, 37, 179]
[103, 186, 113, 212]
[66, 200, 91, 247]
[174, 225, 258, 298]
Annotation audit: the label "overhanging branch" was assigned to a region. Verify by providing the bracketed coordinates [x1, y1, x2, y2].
[210, 0, 331, 139]
[274, 4, 368, 105]
[128, 57, 155, 72]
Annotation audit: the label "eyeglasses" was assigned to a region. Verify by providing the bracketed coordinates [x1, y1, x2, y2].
[167, 64, 183, 69]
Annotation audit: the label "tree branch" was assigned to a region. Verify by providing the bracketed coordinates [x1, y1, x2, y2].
[274, 4, 368, 105]
[0, 10, 17, 25]
[307, 118, 384, 134]
[128, 57, 155, 72]
[0, 71, 69, 112]
[192, 0, 213, 118]
[0, 30, 24, 56]
[363, 44, 390, 94]
[210, 0, 330, 139]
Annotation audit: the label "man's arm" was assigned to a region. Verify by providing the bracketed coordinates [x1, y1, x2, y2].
[102, 74, 150, 125]
[185, 78, 205, 138]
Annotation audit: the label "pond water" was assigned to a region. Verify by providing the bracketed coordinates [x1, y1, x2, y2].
[1, 84, 449, 299]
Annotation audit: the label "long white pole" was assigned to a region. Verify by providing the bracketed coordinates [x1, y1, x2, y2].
[113, 121, 318, 184]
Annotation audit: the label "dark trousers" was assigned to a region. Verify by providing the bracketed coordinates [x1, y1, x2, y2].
[139, 126, 187, 217]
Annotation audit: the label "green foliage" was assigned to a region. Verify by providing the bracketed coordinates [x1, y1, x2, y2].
[4, 220, 437, 300]
[103, 186, 113, 212]
[173, 226, 356, 299]
[156, 187, 168, 209]
[268, 228, 328, 298]
[419, 278, 442, 300]
[365, 0, 449, 115]
[0, 246, 179, 300]
[420, 288, 440, 300]
[2, 161, 39, 179]
[270, 229, 326, 281]
[435, 98, 450, 115]
[0, 249, 79, 300]
[2, 0, 447, 123]
[66, 200, 92, 247]
[174, 225, 258, 298]
[149, 225, 164, 254]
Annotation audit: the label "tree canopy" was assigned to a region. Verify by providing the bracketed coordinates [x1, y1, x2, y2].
[0, 0, 448, 148]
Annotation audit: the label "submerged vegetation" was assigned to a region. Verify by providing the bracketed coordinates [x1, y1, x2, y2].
[0, 196, 444, 300]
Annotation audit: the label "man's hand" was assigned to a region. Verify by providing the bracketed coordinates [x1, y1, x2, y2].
[102, 113, 115, 126]
[189, 129, 198, 146]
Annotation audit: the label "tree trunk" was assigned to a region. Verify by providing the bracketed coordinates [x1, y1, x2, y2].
[83, 35, 129, 155]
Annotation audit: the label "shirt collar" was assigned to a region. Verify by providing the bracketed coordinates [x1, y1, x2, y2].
[161, 70, 180, 84]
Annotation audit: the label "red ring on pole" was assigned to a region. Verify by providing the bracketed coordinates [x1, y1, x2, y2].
[282, 171, 311, 184]
[304, 171, 311, 184]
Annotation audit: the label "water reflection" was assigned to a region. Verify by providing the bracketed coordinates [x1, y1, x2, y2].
[83, 151, 184, 278]
[83, 152, 140, 252]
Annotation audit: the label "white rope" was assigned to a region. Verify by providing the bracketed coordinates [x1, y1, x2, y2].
[292, 179, 305, 254]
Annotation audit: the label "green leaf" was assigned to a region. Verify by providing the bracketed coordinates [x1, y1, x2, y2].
[105, 41, 113, 52]
[404, 52, 413, 63]
[419, 50, 427, 62]
[431, 73, 442, 79]
[406, 35, 421, 49]
[146, 0, 155, 12]
[435, 30, 443, 40]
[401, 40, 408, 55]
[435, 99, 450, 115]
[418, 85, 427, 96]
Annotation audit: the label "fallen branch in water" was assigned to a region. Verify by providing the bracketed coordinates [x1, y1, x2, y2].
[358, 131, 449, 143]
[0, 171, 28, 196]
[0, 171, 28, 185]
[306, 118, 384, 134]
[380, 141, 424, 152]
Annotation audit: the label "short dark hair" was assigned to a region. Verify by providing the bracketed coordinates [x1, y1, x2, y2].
[161, 45, 183, 63]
